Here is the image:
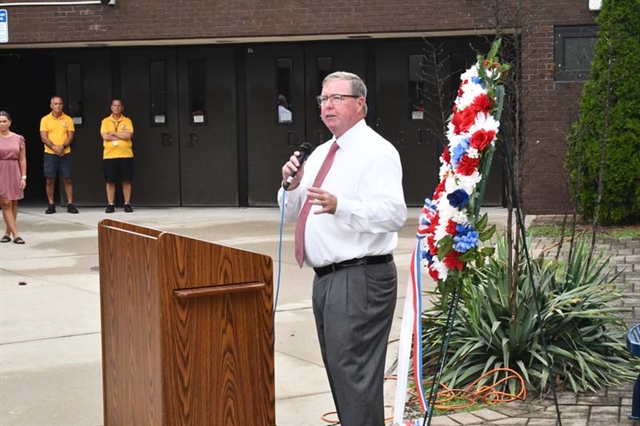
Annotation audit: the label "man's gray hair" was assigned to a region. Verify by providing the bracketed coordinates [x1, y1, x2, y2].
[322, 71, 368, 116]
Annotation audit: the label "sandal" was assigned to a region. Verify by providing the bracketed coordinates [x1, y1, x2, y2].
[0, 235, 11, 243]
[13, 237, 25, 245]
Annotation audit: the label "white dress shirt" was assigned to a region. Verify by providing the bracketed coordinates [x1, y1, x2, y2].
[278, 119, 407, 268]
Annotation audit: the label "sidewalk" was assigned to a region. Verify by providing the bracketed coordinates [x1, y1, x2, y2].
[2, 206, 636, 425]
[0, 206, 427, 425]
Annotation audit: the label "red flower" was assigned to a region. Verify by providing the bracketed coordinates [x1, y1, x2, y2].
[443, 251, 464, 271]
[470, 129, 496, 152]
[470, 94, 493, 114]
[426, 218, 438, 235]
[445, 219, 458, 235]
[434, 181, 446, 198]
[427, 235, 438, 255]
[428, 267, 440, 281]
[457, 80, 468, 98]
[441, 146, 451, 164]
[451, 108, 477, 134]
[456, 155, 480, 176]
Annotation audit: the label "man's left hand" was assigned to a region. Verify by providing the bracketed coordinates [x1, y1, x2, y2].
[307, 187, 337, 215]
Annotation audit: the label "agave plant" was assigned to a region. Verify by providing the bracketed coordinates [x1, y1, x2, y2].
[421, 233, 639, 396]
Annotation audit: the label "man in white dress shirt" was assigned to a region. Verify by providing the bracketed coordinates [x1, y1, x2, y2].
[278, 71, 407, 426]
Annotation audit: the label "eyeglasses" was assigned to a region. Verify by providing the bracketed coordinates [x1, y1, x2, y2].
[316, 94, 360, 106]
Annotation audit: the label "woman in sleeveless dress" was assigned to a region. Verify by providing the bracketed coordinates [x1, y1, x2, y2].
[0, 111, 28, 244]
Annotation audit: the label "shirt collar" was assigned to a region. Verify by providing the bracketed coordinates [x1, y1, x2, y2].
[334, 119, 366, 151]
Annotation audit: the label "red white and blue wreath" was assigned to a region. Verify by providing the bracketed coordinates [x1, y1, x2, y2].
[394, 40, 508, 424]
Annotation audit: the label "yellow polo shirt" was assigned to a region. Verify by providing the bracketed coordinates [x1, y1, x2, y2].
[100, 114, 134, 159]
[40, 112, 75, 154]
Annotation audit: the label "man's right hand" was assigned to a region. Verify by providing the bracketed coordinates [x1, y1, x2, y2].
[281, 151, 304, 190]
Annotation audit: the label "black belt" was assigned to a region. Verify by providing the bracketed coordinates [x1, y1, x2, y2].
[314, 254, 393, 277]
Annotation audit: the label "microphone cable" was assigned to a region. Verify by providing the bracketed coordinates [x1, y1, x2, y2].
[274, 189, 287, 317]
[274, 142, 315, 317]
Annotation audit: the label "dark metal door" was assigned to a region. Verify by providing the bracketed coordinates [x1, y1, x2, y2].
[177, 47, 238, 206]
[376, 40, 443, 207]
[120, 48, 181, 206]
[376, 38, 503, 207]
[245, 44, 305, 206]
[245, 42, 369, 206]
[55, 49, 112, 206]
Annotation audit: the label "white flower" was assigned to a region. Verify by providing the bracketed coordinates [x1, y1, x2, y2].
[434, 261, 449, 280]
[468, 112, 500, 134]
[444, 174, 461, 193]
[456, 171, 482, 194]
[460, 65, 479, 82]
[451, 210, 470, 224]
[446, 121, 457, 139]
[455, 83, 487, 110]
[434, 221, 449, 242]
[439, 162, 451, 181]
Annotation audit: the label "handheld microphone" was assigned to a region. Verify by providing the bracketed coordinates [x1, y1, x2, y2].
[283, 142, 314, 190]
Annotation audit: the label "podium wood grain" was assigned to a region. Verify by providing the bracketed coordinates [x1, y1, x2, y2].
[98, 219, 275, 425]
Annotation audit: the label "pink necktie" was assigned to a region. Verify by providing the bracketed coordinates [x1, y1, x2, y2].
[294, 142, 339, 267]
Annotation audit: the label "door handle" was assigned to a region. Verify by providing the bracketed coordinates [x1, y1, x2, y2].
[418, 128, 429, 145]
[161, 133, 172, 147]
[190, 132, 198, 148]
[287, 131, 298, 147]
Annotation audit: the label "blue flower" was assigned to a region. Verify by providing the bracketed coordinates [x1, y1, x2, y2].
[453, 223, 478, 252]
[454, 231, 479, 253]
[451, 138, 470, 166]
[447, 189, 470, 209]
[455, 223, 474, 235]
[471, 76, 485, 89]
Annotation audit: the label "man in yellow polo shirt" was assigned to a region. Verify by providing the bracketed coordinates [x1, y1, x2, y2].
[40, 95, 78, 214]
[100, 99, 134, 213]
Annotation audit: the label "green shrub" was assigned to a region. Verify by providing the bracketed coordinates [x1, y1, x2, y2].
[421, 234, 638, 395]
[565, 0, 640, 225]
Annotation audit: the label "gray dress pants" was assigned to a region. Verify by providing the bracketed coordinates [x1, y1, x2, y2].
[312, 261, 397, 426]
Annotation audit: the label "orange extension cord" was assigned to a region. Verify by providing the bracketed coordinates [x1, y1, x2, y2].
[321, 368, 526, 424]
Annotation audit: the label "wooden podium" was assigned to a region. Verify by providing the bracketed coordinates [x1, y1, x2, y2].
[98, 219, 275, 425]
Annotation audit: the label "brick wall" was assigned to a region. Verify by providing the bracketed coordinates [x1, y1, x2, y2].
[519, 2, 597, 213]
[1, 0, 599, 214]
[5, 1, 503, 44]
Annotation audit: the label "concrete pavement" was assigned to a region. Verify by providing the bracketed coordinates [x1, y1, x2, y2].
[1, 206, 517, 425]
